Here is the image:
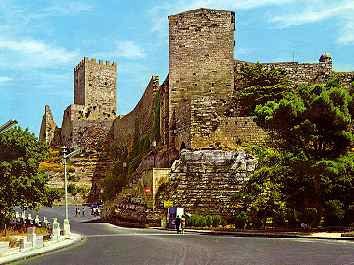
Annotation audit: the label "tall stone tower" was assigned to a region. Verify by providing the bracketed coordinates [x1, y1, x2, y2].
[74, 57, 117, 120]
[168, 8, 235, 150]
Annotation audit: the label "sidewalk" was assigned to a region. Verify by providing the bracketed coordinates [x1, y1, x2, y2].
[0, 233, 83, 264]
[154, 227, 354, 241]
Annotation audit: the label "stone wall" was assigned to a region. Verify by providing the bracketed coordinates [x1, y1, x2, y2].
[39, 105, 57, 145]
[336, 71, 354, 87]
[234, 56, 333, 92]
[74, 57, 117, 120]
[158, 149, 256, 216]
[168, 8, 235, 151]
[159, 77, 169, 146]
[113, 76, 159, 150]
[191, 116, 268, 150]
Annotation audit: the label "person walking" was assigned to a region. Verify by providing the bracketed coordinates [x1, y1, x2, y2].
[82, 207, 85, 216]
[175, 215, 181, 234]
[181, 215, 186, 234]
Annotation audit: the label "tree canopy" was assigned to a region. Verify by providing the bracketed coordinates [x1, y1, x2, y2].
[0, 126, 56, 225]
[234, 69, 354, 227]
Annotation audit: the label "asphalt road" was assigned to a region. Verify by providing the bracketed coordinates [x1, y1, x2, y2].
[13, 207, 354, 265]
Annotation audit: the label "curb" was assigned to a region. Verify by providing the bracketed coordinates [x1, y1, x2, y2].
[153, 227, 354, 241]
[0, 233, 84, 264]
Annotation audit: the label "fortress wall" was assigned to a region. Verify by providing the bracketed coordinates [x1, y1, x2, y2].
[234, 59, 333, 91]
[191, 116, 268, 150]
[113, 76, 160, 150]
[39, 105, 57, 145]
[159, 77, 169, 146]
[335, 71, 354, 87]
[169, 9, 235, 150]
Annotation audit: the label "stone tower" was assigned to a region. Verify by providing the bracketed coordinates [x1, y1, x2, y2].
[168, 8, 235, 150]
[74, 57, 117, 120]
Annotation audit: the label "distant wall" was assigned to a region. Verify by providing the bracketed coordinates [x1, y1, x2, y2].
[335, 71, 354, 87]
[113, 76, 160, 150]
[234, 57, 333, 91]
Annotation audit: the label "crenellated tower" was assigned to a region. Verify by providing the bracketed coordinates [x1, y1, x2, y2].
[74, 57, 117, 120]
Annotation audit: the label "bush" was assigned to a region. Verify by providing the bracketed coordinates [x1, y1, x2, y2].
[233, 211, 247, 229]
[205, 215, 213, 227]
[303, 208, 319, 227]
[212, 215, 223, 226]
[325, 200, 345, 226]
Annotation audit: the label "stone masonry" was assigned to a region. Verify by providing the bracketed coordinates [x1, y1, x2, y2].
[168, 9, 235, 151]
[39, 105, 60, 146]
[40, 8, 354, 214]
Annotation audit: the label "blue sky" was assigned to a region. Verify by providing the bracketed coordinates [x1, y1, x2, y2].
[0, 0, 353, 135]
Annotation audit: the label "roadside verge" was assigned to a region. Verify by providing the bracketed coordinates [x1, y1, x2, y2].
[0, 233, 83, 264]
[153, 227, 354, 241]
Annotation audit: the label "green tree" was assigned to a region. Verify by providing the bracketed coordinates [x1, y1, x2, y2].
[0, 127, 51, 225]
[237, 63, 291, 115]
[250, 78, 354, 225]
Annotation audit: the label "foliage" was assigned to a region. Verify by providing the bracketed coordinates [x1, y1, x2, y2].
[237, 63, 291, 115]
[324, 200, 345, 226]
[233, 211, 248, 229]
[0, 127, 51, 226]
[234, 76, 354, 227]
[188, 214, 224, 227]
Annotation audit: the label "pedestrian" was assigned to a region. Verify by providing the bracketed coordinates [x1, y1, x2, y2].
[82, 207, 85, 216]
[175, 215, 181, 234]
[75, 207, 78, 216]
[181, 215, 186, 234]
[77, 208, 80, 217]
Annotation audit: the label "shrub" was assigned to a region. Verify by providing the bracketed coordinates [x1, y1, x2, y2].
[303, 208, 319, 227]
[212, 215, 223, 226]
[325, 200, 345, 226]
[205, 215, 213, 227]
[233, 211, 248, 229]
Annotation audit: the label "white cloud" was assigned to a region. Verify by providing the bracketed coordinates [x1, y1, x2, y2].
[337, 15, 354, 45]
[149, 0, 299, 32]
[95, 41, 145, 60]
[115, 41, 145, 59]
[0, 38, 79, 69]
[150, 0, 354, 45]
[31, 2, 94, 19]
[270, 1, 354, 27]
[269, 0, 354, 45]
[0, 76, 12, 83]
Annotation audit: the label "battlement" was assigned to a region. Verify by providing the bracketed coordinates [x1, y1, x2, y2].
[73, 56, 117, 119]
[74, 57, 117, 71]
[169, 8, 234, 18]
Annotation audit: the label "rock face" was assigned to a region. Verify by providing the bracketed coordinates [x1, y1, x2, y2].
[158, 149, 256, 216]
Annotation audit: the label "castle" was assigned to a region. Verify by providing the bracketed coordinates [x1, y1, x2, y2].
[40, 8, 354, 218]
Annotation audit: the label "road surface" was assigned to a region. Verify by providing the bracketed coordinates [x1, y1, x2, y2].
[13, 207, 354, 265]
